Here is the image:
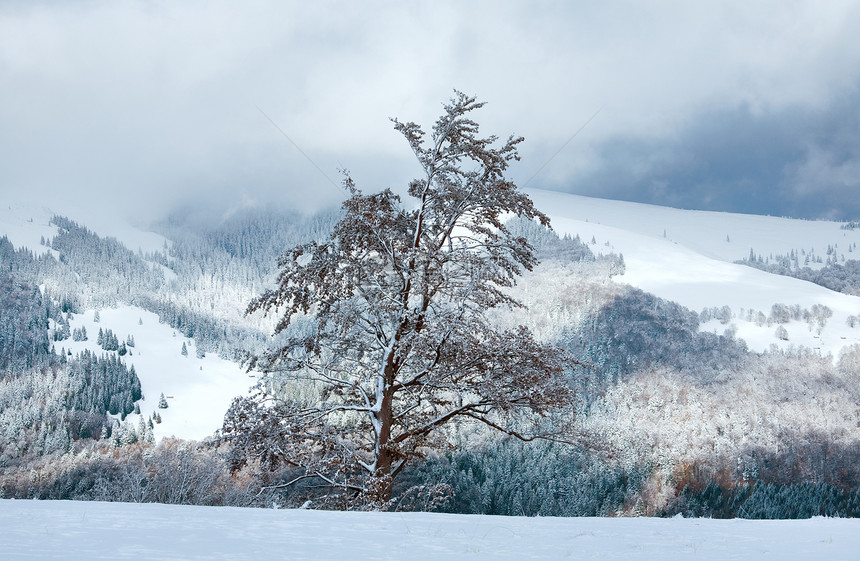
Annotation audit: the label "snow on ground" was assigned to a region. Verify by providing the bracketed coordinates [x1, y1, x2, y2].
[530, 189, 860, 356]
[1, 499, 858, 561]
[63, 306, 254, 441]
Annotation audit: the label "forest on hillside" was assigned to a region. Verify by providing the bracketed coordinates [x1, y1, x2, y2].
[1, 209, 860, 518]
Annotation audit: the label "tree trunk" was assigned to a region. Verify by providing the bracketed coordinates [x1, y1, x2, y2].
[374, 386, 395, 501]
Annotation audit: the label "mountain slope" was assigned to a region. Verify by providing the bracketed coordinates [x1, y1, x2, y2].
[528, 189, 860, 356]
[3, 191, 860, 515]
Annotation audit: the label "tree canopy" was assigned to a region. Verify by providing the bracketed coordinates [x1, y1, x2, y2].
[221, 92, 575, 508]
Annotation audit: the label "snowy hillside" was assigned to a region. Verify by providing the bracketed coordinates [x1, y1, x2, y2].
[1, 197, 169, 256]
[528, 189, 860, 356]
[2, 499, 858, 560]
[60, 306, 253, 441]
[5, 190, 860, 440]
[529, 190, 860, 265]
[9, 189, 858, 359]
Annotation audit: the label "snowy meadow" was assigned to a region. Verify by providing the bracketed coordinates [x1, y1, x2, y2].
[2, 499, 859, 560]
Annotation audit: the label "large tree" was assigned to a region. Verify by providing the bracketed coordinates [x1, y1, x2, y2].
[222, 92, 574, 508]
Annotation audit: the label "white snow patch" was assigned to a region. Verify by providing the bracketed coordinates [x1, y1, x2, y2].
[63, 306, 254, 441]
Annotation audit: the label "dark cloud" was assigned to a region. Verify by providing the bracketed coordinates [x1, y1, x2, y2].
[546, 85, 860, 220]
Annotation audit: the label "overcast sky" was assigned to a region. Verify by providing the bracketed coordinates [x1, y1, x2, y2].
[2, 1, 860, 223]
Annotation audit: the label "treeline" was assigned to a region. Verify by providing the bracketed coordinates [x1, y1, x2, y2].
[740, 256, 860, 296]
[0, 440, 258, 507]
[666, 438, 860, 518]
[396, 439, 648, 516]
[401, 437, 860, 518]
[668, 481, 860, 518]
[700, 303, 836, 336]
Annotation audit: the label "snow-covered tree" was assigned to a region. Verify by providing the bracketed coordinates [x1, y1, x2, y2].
[222, 92, 574, 507]
[72, 326, 87, 342]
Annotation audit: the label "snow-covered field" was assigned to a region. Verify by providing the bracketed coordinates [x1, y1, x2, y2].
[1, 499, 858, 560]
